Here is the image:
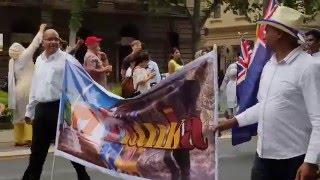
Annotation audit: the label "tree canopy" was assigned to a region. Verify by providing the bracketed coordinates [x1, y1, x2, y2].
[142, 0, 320, 23]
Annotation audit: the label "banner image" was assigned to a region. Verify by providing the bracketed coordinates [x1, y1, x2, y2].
[55, 51, 218, 180]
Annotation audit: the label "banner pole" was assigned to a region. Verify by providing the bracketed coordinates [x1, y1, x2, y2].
[50, 154, 56, 180]
[213, 44, 219, 180]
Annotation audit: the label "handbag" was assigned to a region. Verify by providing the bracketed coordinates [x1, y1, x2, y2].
[121, 71, 135, 98]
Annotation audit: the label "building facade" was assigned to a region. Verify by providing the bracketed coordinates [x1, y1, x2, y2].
[203, 3, 320, 73]
[0, 0, 194, 82]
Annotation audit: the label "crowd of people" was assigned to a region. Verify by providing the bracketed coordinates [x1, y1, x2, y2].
[120, 40, 186, 98]
[5, 21, 188, 179]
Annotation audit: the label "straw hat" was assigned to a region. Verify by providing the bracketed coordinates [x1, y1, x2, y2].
[258, 6, 304, 40]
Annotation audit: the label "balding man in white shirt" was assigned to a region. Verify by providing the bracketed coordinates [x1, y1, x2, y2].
[214, 6, 320, 180]
[22, 29, 90, 180]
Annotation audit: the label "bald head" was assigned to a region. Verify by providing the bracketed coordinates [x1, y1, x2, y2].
[43, 29, 59, 39]
[43, 29, 60, 56]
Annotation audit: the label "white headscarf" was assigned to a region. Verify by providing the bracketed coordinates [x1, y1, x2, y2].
[9, 43, 25, 60]
[227, 68, 237, 77]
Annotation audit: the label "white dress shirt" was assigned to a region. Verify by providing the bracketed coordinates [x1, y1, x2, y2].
[25, 49, 72, 119]
[133, 67, 151, 94]
[312, 51, 320, 58]
[236, 47, 320, 164]
[125, 67, 132, 77]
[147, 60, 161, 84]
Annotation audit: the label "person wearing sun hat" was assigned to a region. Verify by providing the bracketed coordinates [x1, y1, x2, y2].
[214, 6, 320, 180]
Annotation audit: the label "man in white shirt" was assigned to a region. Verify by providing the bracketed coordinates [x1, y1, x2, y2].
[214, 6, 320, 180]
[147, 59, 161, 87]
[305, 29, 320, 58]
[22, 29, 90, 180]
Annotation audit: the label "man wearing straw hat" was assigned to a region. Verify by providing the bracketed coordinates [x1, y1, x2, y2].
[214, 6, 320, 180]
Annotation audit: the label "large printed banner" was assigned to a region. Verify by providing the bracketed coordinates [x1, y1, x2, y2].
[55, 51, 218, 180]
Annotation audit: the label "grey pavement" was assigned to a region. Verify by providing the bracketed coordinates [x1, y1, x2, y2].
[0, 136, 257, 180]
[0, 155, 120, 180]
[218, 137, 256, 180]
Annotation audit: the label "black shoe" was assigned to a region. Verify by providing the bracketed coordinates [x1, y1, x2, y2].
[77, 172, 90, 180]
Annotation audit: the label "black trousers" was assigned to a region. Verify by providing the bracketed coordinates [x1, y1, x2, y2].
[22, 101, 90, 180]
[251, 153, 305, 180]
[164, 150, 190, 180]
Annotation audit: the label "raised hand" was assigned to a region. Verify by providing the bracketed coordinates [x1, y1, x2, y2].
[105, 65, 112, 72]
[39, 24, 47, 32]
[148, 72, 156, 80]
[99, 52, 107, 61]
[25, 117, 32, 125]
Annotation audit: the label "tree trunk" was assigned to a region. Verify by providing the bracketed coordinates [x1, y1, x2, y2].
[192, 24, 201, 58]
[69, 28, 77, 48]
[191, 0, 201, 59]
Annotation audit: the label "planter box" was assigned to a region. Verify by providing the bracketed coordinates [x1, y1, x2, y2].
[0, 122, 13, 129]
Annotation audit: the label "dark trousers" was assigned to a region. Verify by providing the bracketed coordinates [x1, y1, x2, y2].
[22, 101, 90, 180]
[251, 153, 305, 180]
[164, 150, 190, 180]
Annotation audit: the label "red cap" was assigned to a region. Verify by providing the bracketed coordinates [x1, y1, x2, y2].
[85, 36, 102, 45]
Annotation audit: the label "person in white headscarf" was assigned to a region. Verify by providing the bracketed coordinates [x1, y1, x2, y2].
[8, 24, 46, 146]
[219, 62, 237, 118]
[220, 62, 237, 90]
[225, 68, 238, 116]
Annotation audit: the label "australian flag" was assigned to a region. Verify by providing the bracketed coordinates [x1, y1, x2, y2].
[232, 0, 278, 145]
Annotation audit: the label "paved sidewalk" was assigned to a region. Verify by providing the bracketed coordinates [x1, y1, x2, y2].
[0, 130, 54, 158]
[0, 129, 14, 143]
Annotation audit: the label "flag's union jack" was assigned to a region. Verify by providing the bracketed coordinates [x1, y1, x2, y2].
[237, 39, 253, 84]
[232, 0, 278, 146]
[237, 0, 278, 85]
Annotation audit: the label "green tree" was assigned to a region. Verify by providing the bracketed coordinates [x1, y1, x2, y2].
[143, 0, 320, 57]
[224, 0, 320, 22]
[142, 0, 224, 56]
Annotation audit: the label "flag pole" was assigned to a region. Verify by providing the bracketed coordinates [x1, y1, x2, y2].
[213, 44, 219, 180]
[50, 154, 56, 180]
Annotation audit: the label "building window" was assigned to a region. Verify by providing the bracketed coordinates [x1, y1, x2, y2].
[213, 5, 221, 19]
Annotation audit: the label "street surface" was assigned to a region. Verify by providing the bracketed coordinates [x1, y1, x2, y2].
[0, 136, 257, 180]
